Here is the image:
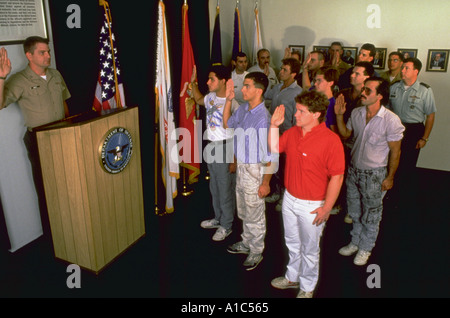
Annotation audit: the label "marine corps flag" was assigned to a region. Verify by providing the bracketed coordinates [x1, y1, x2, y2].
[93, 0, 126, 112]
[179, 2, 200, 184]
[155, 0, 179, 214]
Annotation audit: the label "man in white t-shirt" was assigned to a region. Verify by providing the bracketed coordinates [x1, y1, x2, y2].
[231, 52, 249, 105]
[191, 64, 239, 241]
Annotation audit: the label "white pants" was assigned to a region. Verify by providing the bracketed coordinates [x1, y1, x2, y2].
[282, 190, 325, 292]
[236, 163, 266, 254]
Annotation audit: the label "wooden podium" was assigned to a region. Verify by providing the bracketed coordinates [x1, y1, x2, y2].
[35, 106, 145, 273]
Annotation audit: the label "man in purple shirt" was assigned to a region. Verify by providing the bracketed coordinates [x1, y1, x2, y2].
[223, 72, 274, 271]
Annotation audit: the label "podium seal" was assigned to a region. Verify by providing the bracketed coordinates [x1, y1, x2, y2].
[99, 127, 133, 174]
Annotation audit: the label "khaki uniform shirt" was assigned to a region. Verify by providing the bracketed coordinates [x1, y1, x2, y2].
[3, 66, 71, 129]
[325, 60, 351, 76]
[380, 70, 402, 85]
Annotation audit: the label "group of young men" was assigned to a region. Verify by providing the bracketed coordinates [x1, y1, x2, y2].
[194, 42, 436, 298]
[0, 36, 436, 298]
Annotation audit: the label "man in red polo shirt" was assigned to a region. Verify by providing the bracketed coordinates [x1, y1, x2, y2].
[268, 90, 345, 298]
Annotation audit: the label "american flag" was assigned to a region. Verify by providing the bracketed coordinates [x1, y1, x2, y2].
[93, 3, 126, 112]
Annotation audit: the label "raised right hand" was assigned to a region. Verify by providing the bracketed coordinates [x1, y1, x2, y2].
[225, 79, 235, 101]
[334, 94, 347, 115]
[190, 65, 197, 83]
[302, 53, 311, 70]
[0, 47, 12, 78]
[271, 105, 285, 127]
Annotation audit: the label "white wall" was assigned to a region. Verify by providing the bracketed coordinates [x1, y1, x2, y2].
[0, 0, 55, 251]
[209, 0, 450, 172]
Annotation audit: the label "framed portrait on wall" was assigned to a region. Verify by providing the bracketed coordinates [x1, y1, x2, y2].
[313, 46, 330, 61]
[0, 0, 48, 44]
[342, 47, 358, 66]
[398, 48, 418, 60]
[426, 49, 449, 72]
[288, 45, 305, 63]
[373, 48, 387, 69]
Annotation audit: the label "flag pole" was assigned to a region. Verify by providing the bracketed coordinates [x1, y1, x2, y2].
[154, 92, 161, 215]
[181, 167, 193, 196]
[154, 100, 167, 217]
[152, 0, 160, 215]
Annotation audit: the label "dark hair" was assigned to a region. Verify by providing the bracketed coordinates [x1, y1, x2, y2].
[245, 71, 269, 95]
[360, 43, 376, 57]
[281, 57, 301, 75]
[257, 48, 270, 58]
[232, 51, 247, 61]
[330, 42, 344, 50]
[354, 61, 375, 77]
[23, 36, 49, 55]
[209, 64, 231, 81]
[389, 51, 404, 62]
[365, 77, 390, 105]
[294, 90, 329, 123]
[404, 57, 422, 73]
[316, 67, 339, 88]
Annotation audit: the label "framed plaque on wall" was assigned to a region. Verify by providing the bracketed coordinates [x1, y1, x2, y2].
[0, 0, 48, 44]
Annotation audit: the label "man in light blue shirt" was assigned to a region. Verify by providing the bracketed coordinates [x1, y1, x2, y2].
[388, 57, 436, 208]
[265, 58, 303, 133]
[223, 72, 273, 271]
[264, 57, 303, 209]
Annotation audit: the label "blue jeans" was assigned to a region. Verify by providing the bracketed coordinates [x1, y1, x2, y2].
[346, 165, 387, 252]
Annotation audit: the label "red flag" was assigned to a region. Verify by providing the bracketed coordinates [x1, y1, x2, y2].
[179, 2, 200, 184]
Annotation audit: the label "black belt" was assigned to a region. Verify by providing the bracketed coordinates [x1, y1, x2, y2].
[402, 122, 424, 127]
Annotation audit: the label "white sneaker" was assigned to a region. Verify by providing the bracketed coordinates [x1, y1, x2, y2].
[227, 241, 250, 255]
[200, 218, 220, 229]
[338, 243, 359, 256]
[212, 227, 232, 241]
[353, 250, 371, 266]
[243, 253, 263, 271]
[297, 290, 313, 298]
[271, 277, 299, 289]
